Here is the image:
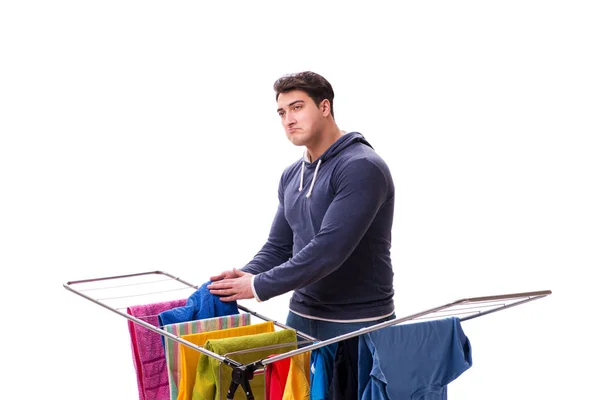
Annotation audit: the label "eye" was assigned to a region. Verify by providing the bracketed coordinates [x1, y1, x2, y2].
[293, 104, 302, 111]
[278, 111, 285, 117]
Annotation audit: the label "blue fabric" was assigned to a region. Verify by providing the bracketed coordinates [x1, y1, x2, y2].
[241, 132, 395, 321]
[157, 281, 238, 326]
[309, 343, 337, 400]
[357, 317, 472, 400]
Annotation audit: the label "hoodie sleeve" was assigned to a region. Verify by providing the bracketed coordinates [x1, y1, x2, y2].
[252, 157, 392, 301]
[240, 174, 294, 275]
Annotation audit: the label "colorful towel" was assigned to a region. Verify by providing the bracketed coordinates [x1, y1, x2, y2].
[192, 329, 298, 400]
[282, 352, 311, 400]
[164, 313, 252, 400]
[177, 322, 276, 400]
[127, 298, 187, 400]
[158, 281, 239, 326]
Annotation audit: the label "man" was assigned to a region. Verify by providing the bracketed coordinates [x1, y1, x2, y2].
[208, 71, 395, 340]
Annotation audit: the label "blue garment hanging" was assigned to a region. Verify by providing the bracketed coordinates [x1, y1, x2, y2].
[357, 317, 472, 400]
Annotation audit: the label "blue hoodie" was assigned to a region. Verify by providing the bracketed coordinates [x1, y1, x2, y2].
[242, 132, 395, 320]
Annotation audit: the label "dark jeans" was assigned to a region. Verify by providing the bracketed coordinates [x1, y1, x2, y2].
[285, 311, 396, 341]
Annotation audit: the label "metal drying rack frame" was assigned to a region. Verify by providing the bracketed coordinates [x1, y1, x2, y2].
[63, 270, 551, 400]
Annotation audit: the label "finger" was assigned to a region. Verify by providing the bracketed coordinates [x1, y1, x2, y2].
[209, 286, 236, 296]
[208, 285, 226, 293]
[217, 294, 238, 302]
[208, 280, 231, 289]
[209, 273, 225, 281]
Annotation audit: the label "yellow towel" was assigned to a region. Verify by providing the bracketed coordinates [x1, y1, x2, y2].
[282, 351, 311, 400]
[177, 321, 275, 400]
[192, 329, 298, 400]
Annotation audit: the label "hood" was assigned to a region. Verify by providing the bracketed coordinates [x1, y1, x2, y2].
[318, 131, 372, 163]
[299, 131, 372, 198]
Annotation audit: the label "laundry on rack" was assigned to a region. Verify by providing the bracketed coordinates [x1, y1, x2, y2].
[357, 317, 473, 400]
[266, 354, 291, 400]
[265, 349, 311, 400]
[164, 313, 252, 400]
[282, 351, 311, 400]
[328, 337, 359, 400]
[309, 343, 337, 400]
[66, 271, 551, 400]
[158, 281, 239, 327]
[127, 298, 187, 400]
[177, 321, 276, 400]
[192, 329, 298, 400]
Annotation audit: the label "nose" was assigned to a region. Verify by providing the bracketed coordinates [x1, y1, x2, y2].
[284, 112, 296, 126]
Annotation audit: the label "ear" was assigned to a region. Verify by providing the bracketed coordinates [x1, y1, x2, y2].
[320, 99, 331, 117]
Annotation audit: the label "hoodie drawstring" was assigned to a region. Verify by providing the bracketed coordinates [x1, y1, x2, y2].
[306, 159, 321, 198]
[298, 162, 305, 191]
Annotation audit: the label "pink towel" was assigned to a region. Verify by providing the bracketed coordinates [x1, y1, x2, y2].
[127, 299, 186, 400]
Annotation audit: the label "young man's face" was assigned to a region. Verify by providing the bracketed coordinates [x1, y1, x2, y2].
[277, 90, 327, 148]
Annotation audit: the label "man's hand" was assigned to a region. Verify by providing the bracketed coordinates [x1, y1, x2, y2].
[207, 268, 255, 302]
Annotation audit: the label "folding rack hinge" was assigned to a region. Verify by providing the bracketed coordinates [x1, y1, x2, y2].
[227, 365, 257, 400]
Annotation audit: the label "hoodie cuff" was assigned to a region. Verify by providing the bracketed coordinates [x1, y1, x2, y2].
[250, 275, 263, 303]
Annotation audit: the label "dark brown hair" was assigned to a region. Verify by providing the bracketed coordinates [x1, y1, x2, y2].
[274, 71, 335, 118]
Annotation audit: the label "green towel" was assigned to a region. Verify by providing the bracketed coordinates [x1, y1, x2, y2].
[192, 329, 298, 400]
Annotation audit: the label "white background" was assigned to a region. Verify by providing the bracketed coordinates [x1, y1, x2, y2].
[1, 1, 599, 399]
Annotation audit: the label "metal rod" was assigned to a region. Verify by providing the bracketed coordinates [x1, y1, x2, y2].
[236, 304, 318, 342]
[66, 270, 167, 285]
[459, 294, 548, 322]
[224, 340, 313, 357]
[454, 290, 552, 304]
[259, 300, 460, 366]
[257, 289, 552, 367]
[63, 278, 239, 367]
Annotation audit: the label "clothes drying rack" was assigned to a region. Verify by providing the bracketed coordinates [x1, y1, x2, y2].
[63, 271, 551, 400]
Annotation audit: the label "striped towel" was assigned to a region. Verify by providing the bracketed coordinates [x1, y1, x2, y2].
[163, 313, 252, 400]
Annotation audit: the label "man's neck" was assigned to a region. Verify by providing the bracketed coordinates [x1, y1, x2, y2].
[306, 126, 344, 162]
